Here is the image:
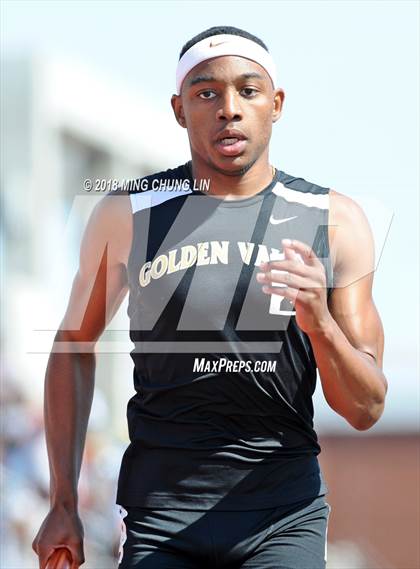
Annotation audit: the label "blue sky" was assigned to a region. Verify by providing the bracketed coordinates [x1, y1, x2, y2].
[2, 0, 419, 430]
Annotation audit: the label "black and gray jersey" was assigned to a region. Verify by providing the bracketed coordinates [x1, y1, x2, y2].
[116, 162, 333, 510]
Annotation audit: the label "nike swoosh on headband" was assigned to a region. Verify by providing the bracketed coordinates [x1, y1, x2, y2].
[269, 215, 298, 225]
[209, 40, 229, 47]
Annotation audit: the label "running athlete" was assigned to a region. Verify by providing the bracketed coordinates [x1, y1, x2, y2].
[32, 26, 388, 569]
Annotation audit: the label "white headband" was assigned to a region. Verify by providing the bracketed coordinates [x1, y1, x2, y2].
[176, 34, 277, 95]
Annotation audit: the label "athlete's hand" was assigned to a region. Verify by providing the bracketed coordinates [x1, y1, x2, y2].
[256, 238, 333, 335]
[32, 504, 85, 569]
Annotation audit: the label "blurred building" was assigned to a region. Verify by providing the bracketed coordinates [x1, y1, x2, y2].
[1, 53, 190, 432]
[319, 433, 420, 569]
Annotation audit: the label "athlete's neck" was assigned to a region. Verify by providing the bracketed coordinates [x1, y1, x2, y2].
[189, 155, 275, 201]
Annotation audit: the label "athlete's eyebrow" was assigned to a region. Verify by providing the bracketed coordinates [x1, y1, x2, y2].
[189, 75, 216, 87]
[240, 72, 265, 81]
[188, 72, 266, 88]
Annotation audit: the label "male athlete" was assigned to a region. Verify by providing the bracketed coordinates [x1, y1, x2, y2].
[32, 26, 388, 569]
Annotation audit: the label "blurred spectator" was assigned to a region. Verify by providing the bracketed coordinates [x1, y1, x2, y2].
[0, 370, 125, 568]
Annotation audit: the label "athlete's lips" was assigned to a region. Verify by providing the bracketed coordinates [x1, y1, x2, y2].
[214, 129, 248, 157]
[214, 129, 248, 143]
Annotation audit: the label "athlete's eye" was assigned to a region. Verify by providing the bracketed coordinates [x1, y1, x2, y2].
[199, 90, 217, 100]
[241, 87, 258, 98]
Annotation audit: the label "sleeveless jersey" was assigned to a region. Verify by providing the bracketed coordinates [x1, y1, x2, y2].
[115, 161, 334, 511]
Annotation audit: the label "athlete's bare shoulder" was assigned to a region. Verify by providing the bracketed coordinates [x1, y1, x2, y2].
[328, 188, 374, 284]
[86, 191, 133, 268]
[329, 188, 364, 234]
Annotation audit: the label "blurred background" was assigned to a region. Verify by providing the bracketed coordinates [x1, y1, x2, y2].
[1, 1, 418, 568]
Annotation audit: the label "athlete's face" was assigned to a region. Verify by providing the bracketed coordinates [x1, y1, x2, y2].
[171, 56, 284, 176]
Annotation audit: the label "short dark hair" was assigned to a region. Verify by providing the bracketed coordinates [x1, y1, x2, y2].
[179, 26, 269, 60]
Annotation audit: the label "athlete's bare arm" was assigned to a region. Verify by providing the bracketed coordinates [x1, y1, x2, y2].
[32, 193, 132, 569]
[309, 189, 388, 430]
[257, 189, 388, 431]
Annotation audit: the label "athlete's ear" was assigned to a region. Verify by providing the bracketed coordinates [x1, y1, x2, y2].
[171, 94, 187, 128]
[272, 88, 285, 123]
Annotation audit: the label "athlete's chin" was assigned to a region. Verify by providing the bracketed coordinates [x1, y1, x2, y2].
[210, 154, 254, 177]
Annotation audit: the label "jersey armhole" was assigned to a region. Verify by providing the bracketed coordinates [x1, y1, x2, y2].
[129, 193, 138, 214]
[326, 188, 335, 300]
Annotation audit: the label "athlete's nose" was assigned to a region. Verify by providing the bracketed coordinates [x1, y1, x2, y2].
[216, 89, 243, 121]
